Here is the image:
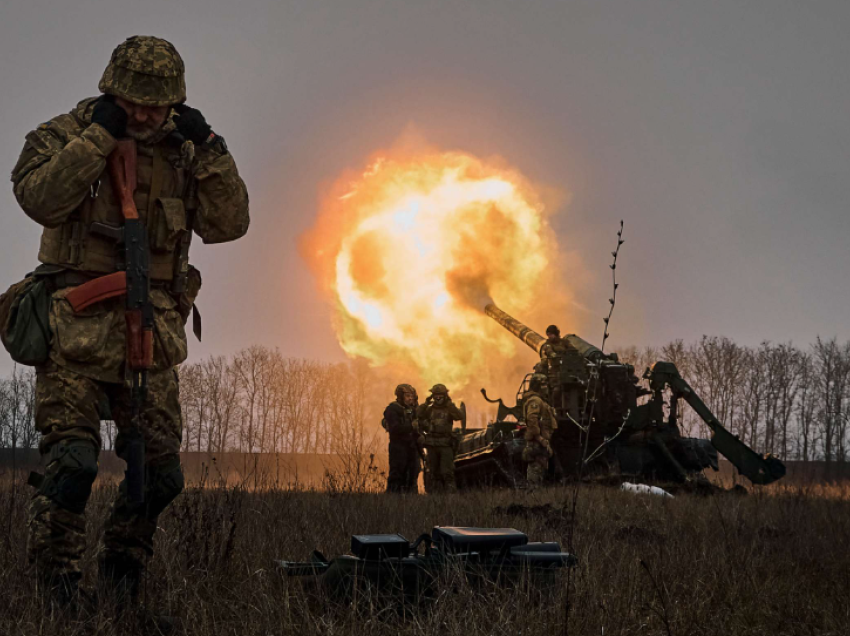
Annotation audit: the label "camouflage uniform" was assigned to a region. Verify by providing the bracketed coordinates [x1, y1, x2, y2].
[11, 36, 249, 595]
[383, 384, 421, 494]
[540, 326, 570, 360]
[417, 385, 464, 493]
[522, 386, 557, 486]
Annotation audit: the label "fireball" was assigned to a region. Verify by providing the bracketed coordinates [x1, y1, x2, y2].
[301, 146, 568, 390]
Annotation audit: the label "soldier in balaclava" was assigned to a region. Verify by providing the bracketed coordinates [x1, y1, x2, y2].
[10, 36, 249, 608]
[417, 384, 464, 493]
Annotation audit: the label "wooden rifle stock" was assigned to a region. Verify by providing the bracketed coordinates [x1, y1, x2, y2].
[107, 139, 150, 507]
[108, 140, 153, 370]
[110, 141, 139, 220]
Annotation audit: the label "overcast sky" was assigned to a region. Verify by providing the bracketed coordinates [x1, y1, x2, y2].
[1, 0, 848, 376]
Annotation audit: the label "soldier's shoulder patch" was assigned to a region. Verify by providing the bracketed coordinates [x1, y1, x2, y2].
[526, 399, 542, 412]
[37, 122, 50, 131]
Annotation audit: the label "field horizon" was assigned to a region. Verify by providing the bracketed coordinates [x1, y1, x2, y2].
[0, 468, 847, 635]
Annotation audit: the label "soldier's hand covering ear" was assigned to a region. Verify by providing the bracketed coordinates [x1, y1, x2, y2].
[91, 95, 128, 139]
[173, 104, 212, 144]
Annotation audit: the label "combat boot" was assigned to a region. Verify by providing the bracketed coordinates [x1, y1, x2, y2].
[41, 571, 79, 606]
[99, 554, 178, 633]
[38, 570, 96, 618]
[98, 553, 142, 607]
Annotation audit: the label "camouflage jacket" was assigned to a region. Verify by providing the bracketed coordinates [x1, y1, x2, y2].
[417, 400, 463, 446]
[523, 392, 556, 442]
[540, 337, 570, 360]
[10, 98, 249, 383]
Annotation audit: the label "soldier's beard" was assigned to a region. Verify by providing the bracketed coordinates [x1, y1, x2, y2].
[126, 124, 163, 143]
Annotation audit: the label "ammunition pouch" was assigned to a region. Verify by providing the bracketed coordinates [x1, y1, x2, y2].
[428, 417, 453, 437]
[423, 434, 453, 448]
[149, 290, 189, 367]
[0, 270, 54, 366]
[49, 285, 118, 366]
[37, 439, 99, 514]
[150, 197, 187, 253]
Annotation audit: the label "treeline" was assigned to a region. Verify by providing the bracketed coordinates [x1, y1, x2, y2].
[1, 337, 850, 465]
[0, 349, 384, 456]
[616, 336, 850, 463]
[178, 346, 378, 455]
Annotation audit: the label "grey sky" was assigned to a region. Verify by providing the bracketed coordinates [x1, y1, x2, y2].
[1, 0, 848, 376]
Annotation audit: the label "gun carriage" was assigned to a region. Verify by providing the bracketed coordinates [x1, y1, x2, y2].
[453, 303, 786, 489]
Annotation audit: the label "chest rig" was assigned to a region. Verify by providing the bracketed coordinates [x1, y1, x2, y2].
[427, 406, 454, 437]
[38, 139, 194, 282]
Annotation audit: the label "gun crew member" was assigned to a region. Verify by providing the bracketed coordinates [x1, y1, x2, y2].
[417, 384, 464, 493]
[540, 324, 569, 359]
[383, 384, 422, 494]
[522, 374, 557, 486]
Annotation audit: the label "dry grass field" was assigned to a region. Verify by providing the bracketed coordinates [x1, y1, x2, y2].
[0, 472, 848, 636]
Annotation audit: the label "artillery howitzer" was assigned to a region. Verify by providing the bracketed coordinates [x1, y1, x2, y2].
[453, 303, 786, 489]
[277, 526, 576, 603]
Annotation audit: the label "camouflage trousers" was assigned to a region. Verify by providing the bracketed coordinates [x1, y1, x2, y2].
[29, 362, 184, 582]
[523, 441, 550, 486]
[424, 445, 456, 493]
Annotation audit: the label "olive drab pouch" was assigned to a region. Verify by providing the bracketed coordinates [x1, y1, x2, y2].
[173, 265, 202, 341]
[0, 275, 51, 366]
[150, 289, 188, 369]
[175, 265, 202, 323]
[150, 197, 187, 252]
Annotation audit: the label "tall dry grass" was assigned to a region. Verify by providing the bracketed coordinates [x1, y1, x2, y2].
[0, 469, 848, 635]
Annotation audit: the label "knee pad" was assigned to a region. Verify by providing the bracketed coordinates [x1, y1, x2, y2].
[40, 440, 99, 514]
[146, 455, 184, 518]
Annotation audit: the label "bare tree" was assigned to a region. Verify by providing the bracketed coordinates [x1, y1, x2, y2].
[762, 343, 803, 458]
[813, 337, 850, 467]
[0, 366, 37, 450]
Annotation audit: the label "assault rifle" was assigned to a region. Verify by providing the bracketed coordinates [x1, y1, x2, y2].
[60, 140, 151, 506]
[109, 140, 151, 506]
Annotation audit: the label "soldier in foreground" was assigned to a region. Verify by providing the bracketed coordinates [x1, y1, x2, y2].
[522, 374, 557, 485]
[383, 384, 422, 493]
[10, 36, 249, 607]
[417, 384, 464, 493]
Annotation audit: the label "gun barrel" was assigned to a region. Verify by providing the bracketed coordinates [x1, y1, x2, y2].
[485, 304, 546, 354]
[562, 334, 604, 361]
[486, 303, 608, 361]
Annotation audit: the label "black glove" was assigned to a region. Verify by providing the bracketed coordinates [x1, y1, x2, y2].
[91, 95, 127, 138]
[174, 104, 212, 144]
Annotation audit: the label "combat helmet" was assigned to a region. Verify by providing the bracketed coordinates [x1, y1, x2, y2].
[99, 36, 186, 106]
[429, 384, 449, 394]
[395, 384, 417, 402]
[546, 325, 560, 337]
[527, 373, 548, 393]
